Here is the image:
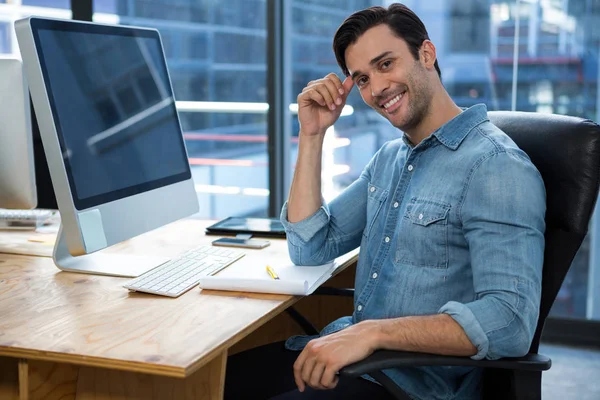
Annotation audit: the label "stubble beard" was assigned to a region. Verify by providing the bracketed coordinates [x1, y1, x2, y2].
[390, 66, 433, 133]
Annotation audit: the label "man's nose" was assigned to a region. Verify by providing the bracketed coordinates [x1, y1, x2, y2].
[370, 75, 390, 98]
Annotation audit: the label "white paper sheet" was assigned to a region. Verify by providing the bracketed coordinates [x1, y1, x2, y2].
[197, 254, 336, 295]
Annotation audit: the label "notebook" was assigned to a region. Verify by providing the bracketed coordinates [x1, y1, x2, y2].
[197, 252, 338, 295]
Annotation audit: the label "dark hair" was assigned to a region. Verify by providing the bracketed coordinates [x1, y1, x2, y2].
[333, 3, 441, 79]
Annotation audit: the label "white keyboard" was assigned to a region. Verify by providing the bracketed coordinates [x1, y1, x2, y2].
[0, 209, 57, 230]
[123, 245, 245, 297]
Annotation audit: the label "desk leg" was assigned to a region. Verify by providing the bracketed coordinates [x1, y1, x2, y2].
[0, 357, 19, 400]
[18, 360, 28, 400]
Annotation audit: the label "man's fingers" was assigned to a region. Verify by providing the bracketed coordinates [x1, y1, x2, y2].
[321, 366, 339, 389]
[298, 89, 325, 107]
[305, 75, 351, 109]
[303, 89, 328, 107]
[301, 76, 344, 110]
[321, 78, 343, 107]
[341, 76, 354, 97]
[330, 375, 340, 389]
[300, 356, 317, 387]
[326, 73, 344, 96]
[293, 354, 307, 392]
[310, 84, 337, 110]
[308, 363, 327, 390]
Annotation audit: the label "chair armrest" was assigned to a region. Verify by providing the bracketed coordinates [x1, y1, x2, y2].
[312, 287, 354, 297]
[339, 351, 551, 378]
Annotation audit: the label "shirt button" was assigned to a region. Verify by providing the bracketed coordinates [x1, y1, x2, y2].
[407, 165, 414, 171]
[385, 236, 390, 243]
[370, 186, 376, 192]
[357, 305, 363, 311]
[393, 202, 399, 208]
[372, 273, 378, 279]
[418, 213, 424, 220]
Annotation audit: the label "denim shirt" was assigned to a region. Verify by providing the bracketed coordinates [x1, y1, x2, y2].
[280, 104, 546, 400]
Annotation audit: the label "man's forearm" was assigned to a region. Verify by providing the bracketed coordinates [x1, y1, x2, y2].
[287, 132, 325, 223]
[367, 314, 477, 357]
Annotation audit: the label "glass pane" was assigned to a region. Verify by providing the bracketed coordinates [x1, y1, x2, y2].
[94, 0, 268, 219]
[0, 21, 8, 53]
[450, 0, 490, 53]
[22, 0, 70, 9]
[288, 0, 505, 201]
[290, 1, 393, 203]
[287, 0, 600, 321]
[0, 2, 72, 55]
[495, 0, 599, 321]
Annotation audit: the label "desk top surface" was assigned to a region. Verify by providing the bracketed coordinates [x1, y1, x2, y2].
[0, 219, 357, 378]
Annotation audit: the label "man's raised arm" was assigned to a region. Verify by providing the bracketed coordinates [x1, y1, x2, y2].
[287, 74, 354, 223]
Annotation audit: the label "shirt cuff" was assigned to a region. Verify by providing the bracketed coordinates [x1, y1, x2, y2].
[439, 301, 489, 360]
[280, 201, 331, 244]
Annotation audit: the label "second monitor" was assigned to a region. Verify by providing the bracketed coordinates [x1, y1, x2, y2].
[16, 17, 199, 276]
[0, 56, 37, 210]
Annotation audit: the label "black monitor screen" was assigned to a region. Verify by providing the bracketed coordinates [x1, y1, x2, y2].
[31, 18, 191, 210]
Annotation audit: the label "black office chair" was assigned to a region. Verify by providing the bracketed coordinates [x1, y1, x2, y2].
[291, 111, 600, 400]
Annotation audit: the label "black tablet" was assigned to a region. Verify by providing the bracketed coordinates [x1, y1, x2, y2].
[205, 217, 286, 238]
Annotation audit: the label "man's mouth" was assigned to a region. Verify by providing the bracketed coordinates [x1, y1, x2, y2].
[380, 90, 407, 112]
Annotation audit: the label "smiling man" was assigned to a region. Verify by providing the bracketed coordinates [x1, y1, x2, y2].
[224, 4, 546, 400]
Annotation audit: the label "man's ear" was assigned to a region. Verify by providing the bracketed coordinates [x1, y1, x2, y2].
[420, 40, 437, 70]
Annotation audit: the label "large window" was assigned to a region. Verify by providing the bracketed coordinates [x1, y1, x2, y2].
[1, 0, 599, 323]
[0, 21, 8, 53]
[290, 1, 388, 202]
[0, 1, 73, 57]
[487, 0, 599, 321]
[94, 0, 269, 219]
[451, 0, 490, 52]
[22, 0, 70, 8]
[286, 0, 600, 322]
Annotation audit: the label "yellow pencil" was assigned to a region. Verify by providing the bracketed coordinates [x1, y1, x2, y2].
[266, 265, 280, 280]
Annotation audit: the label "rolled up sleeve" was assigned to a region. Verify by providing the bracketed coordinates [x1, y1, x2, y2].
[441, 150, 546, 360]
[279, 174, 368, 266]
[280, 150, 382, 266]
[280, 202, 331, 245]
[439, 301, 489, 360]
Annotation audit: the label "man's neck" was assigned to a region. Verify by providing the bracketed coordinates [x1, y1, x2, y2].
[404, 91, 463, 146]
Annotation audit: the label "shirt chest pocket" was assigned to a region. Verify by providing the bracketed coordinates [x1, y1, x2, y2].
[395, 199, 451, 269]
[363, 183, 388, 239]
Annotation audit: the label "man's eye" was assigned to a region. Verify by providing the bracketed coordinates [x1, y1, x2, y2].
[357, 77, 368, 87]
[381, 60, 392, 69]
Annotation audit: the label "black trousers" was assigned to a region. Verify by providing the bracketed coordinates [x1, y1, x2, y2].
[224, 341, 393, 400]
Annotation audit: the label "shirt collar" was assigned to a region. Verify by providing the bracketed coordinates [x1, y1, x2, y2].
[433, 104, 489, 150]
[401, 103, 489, 150]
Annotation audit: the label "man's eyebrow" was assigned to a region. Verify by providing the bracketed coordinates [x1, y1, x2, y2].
[349, 51, 393, 81]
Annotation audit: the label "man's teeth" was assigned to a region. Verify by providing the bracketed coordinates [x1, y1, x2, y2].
[383, 93, 403, 109]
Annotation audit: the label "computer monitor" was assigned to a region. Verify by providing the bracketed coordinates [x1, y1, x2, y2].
[15, 17, 199, 277]
[0, 56, 37, 210]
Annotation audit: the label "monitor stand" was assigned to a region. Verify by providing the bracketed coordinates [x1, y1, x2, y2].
[53, 224, 168, 278]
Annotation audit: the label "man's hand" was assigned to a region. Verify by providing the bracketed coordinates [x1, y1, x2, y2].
[297, 73, 354, 137]
[293, 321, 378, 392]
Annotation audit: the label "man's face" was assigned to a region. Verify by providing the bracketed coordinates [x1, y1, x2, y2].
[345, 24, 434, 132]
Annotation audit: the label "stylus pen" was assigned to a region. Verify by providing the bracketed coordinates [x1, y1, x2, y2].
[266, 265, 280, 280]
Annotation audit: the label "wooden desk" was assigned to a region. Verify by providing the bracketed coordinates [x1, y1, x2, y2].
[0, 223, 58, 258]
[0, 219, 357, 400]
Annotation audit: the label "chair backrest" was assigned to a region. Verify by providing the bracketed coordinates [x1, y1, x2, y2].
[488, 111, 600, 353]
